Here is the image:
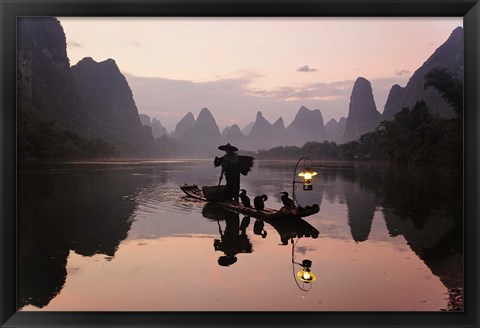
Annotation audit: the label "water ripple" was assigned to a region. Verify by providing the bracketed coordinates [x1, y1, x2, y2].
[132, 183, 203, 215]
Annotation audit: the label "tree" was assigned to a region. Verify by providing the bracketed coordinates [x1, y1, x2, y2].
[424, 67, 463, 120]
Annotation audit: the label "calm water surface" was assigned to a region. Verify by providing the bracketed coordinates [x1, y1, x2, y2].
[18, 160, 463, 311]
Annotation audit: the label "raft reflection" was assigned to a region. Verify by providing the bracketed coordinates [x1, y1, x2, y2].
[17, 161, 462, 311]
[202, 201, 320, 289]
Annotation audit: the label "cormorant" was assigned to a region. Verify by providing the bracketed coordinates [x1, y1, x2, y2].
[239, 189, 251, 208]
[254, 194, 268, 211]
[280, 191, 295, 208]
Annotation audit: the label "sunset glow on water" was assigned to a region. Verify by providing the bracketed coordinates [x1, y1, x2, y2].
[18, 160, 461, 311]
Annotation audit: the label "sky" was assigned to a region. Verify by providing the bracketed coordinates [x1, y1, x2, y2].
[58, 17, 461, 132]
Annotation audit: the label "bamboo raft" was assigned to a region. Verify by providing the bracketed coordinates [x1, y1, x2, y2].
[180, 184, 320, 220]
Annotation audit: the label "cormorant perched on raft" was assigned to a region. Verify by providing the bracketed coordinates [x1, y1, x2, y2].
[280, 191, 295, 208]
[239, 189, 251, 208]
[253, 194, 268, 211]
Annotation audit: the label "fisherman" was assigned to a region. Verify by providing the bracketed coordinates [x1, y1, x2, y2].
[217, 143, 240, 203]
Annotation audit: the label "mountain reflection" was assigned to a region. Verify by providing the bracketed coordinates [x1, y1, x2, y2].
[17, 168, 144, 308]
[317, 163, 463, 306]
[344, 181, 376, 243]
[380, 167, 463, 299]
[17, 161, 463, 311]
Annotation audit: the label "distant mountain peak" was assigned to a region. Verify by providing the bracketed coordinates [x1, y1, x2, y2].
[326, 118, 338, 125]
[382, 26, 463, 120]
[449, 26, 463, 40]
[224, 124, 245, 140]
[242, 121, 254, 136]
[197, 107, 215, 122]
[285, 105, 327, 144]
[182, 107, 221, 141]
[174, 112, 196, 138]
[199, 107, 211, 115]
[77, 56, 95, 64]
[325, 117, 347, 143]
[104, 58, 116, 65]
[75, 57, 121, 75]
[273, 117, 285, 130]
[343, 76, 381, 143]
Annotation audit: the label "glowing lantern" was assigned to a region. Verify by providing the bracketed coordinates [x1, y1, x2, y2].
[298, 167, 317, 190]
[297, 260, 317, 283]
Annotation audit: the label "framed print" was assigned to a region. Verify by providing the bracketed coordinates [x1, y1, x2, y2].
[1, 0, 479, 327]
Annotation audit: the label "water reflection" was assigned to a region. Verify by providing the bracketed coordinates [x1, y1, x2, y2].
[202, 201, 320, 290]
[379, 166, 463, 306]
[17, 161, 462, 311]
[314, 163, 463, 309]
[344, 181, 376, 243]
[202, 205, 253, 266]
[17, 169, 145, 308]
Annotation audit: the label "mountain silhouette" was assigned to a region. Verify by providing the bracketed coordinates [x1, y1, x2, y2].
[174, 112, 195, 138]
[71, 57, 157, 157]
[17, 17, 158, 159]
[325, 117, 347, 144]
[343, 77, 382, 143]
[382, 26, 464, 120]
[286, 106, 327, 145]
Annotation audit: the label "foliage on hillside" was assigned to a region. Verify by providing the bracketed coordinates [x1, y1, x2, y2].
[258, 69, 463, 170]
[18, 118, 115, 160]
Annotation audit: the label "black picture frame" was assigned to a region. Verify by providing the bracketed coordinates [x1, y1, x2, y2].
[1, 0, 479, 327]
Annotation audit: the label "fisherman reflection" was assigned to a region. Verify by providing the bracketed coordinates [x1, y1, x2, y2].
[211, 209, 253, 267]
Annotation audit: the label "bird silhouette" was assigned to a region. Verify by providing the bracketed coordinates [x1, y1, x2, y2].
[280, 191, 295, 208]
[239, 189, 251, 208]
[254, 194, 268, 211]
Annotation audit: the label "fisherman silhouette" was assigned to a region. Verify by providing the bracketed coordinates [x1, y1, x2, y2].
[216, 143, 240, 203]
[214, 144, 254, 203]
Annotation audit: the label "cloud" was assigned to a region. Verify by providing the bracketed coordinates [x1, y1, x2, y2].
[126, 73, 410, 132]
[297, 65, 318, 73]
[232, 68, 264, 80]
[67, 41, 82, 48]
[248, 80, 353, 101]
[395, 69, 411, 76]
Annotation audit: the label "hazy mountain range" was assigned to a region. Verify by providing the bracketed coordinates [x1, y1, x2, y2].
[17, 17, 463, 159]
[144, 27, 464, 153]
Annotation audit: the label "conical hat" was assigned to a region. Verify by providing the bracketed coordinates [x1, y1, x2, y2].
[218, 143, 238, 152]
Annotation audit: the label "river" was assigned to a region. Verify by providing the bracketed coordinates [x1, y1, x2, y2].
[17, 159, 463, 311]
